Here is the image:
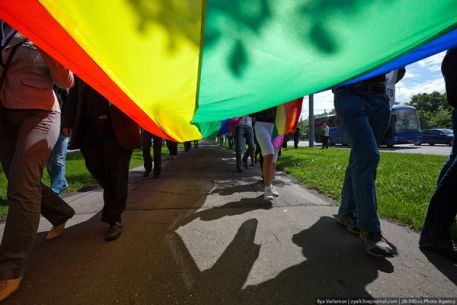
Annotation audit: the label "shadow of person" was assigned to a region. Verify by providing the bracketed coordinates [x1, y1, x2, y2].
[4, 215, 260, 305]
[210, 180, 261, 196]
[190, 218, 261, 304]
[240, 216, 394, 305]
[420, 248, 457, 285]
[176, 196, 271, 228]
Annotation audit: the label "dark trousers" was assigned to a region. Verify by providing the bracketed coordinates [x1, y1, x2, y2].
[141, 130, 162, 177]
[293, 136, 299, 148]
[421, 52, 457, 243]
[81, 132, 132, 224]
[442, 49, 457, 107]
[184, 141, 192, 152]
[421, 157, 457, 243]
[0, 110, 74, 280]
[166, 140, 178, 156]
[322, 136, 329, 149]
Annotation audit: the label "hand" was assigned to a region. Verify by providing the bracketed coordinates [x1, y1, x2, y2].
[62, 128, 72, 137]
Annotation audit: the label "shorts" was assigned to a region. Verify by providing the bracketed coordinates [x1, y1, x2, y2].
[254, 121, 279, 161]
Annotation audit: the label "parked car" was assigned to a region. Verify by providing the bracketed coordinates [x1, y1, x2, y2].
[416, 128, 454, 146]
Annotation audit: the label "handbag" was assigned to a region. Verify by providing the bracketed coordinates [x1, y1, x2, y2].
[0, 39, 25, 132]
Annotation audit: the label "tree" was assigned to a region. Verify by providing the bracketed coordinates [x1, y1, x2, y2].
[406, 92, 450, 113]
[406, 92, 452, 129]
[298, 119, 309, 138]
[427, 109, 453, 129]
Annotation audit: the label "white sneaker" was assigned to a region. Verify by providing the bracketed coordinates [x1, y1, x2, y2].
[264, 186, 278, 201]
[271, 186, 279, 197]
[264, 188, 274, 201]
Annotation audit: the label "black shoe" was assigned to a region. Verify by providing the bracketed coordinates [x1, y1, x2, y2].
[419, 237, 457, 262]
[153, 168, 161, 179]
[143, 169, 151, 177]
[105, 221, 123, 241]
[236, 166, 242, 173]
[242, 156, 248, 169]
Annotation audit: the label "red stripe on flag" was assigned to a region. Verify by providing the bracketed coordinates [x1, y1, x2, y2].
[0, 0, 172, 140]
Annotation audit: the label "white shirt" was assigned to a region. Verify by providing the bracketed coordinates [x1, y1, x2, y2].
[386, 70, 399, 108]
[323, 125, 330, 137]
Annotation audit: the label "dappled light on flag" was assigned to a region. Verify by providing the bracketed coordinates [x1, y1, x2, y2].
[1, 0, 456, 140]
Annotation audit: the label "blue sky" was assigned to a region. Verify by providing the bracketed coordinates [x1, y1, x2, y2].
[300, 52, 447, 118]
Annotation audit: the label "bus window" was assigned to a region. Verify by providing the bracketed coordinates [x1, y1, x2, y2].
[395, 108, 420, 133]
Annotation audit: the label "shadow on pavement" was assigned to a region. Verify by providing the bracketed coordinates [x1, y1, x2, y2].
[241, 216, 394, 304]
[210, 180, 261, 196]
[4, 145, 391, 304]
[177, 196, 272, 228]
[420, 249, 457, 286]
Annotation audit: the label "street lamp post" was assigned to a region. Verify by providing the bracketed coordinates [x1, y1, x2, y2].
[309, 94, 314, 147]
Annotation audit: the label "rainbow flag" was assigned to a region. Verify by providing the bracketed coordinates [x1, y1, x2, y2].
[1, 1, 456, 141]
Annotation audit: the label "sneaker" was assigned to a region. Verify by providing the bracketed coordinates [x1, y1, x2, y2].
[334, 214, 360, 234]
[264, 188, 274, 201]
[359, 230, 397, 257]
[271, 185, 279, 197]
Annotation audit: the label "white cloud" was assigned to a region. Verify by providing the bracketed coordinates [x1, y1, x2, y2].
[396, 77, 445, 103]
[300, 90, 334, 119]
[416, 52, 445, 73]
[403, 70, 420, 80]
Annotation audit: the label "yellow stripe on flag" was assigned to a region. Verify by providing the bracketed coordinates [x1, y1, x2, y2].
[39, 0, 203, 140]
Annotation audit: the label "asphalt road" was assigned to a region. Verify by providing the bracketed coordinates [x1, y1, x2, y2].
[295, 140, 452, 156]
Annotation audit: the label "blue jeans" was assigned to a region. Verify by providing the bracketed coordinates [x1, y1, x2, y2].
[334, 88, 390, 232]
[235, 126, 255, 168]
[47, 132, 69, 196]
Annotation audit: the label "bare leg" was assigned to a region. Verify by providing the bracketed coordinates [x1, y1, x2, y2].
[263, 154, 274, 186]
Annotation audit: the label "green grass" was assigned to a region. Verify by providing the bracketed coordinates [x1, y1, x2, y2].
[277, 147, 448, 231]
[2, 145, 452, 233]
[0, 150, 145, 221]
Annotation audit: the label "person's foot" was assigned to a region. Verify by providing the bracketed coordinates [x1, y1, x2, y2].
[271, 185, 279, 197]
[143, 169, 151, 177]
[264, 191, 274, 201]
[236, 166, 242, 173]
[242, 156, 248, 169]
[419, 237, 457, 262]
[46, 222, 67, 240]
[264, 186, 276, 201]
[334, 214, 360, 234]
[0, 276, 23, 302]
[359, 230, 397, 257]
[153, 168, 161, 179]
[105, 221, 123, 241]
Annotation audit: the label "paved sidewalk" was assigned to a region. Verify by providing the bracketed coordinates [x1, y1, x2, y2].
[1, 143, 456, 305]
